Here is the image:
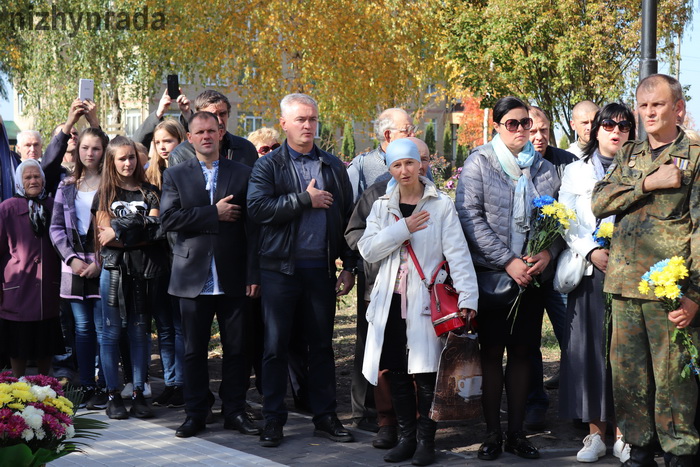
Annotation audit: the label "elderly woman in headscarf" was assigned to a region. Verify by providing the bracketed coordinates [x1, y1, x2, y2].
[359, 138, 478, 466]
[0, 159, 63, 377]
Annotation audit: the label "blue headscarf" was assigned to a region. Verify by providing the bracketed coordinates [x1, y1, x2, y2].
[385, 138, 421, 194]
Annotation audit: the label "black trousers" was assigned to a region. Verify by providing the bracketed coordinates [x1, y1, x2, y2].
[179, 294, 250, 421]
[260, 268, 337, 424]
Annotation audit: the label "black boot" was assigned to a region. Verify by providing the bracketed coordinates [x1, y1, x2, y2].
[106, 390, 128, 420]
[412, 373, 437, 466]
[622, 445, 657, 467]
[384, 372, 417, 463]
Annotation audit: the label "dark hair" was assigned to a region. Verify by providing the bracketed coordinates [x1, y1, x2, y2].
[188, 111, 219, 128]
[637, 74, 683, 104]
[193, 90, 231, 115]
[98, 136, 148, 218]
[70, 127, 109, 184]
[582, 102, 636, 160]
[493, 96, 530, 124]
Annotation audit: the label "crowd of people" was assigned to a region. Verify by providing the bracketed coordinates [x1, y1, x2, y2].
[0, 73, 697, 467]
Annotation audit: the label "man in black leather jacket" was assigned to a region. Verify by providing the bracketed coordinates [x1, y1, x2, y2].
[247, 93, 357, 448]
[168, 90, 257, 168]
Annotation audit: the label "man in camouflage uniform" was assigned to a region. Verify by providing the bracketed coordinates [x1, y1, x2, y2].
[592, 74, 700, 467]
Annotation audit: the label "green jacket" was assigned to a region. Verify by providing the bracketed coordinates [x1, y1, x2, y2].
[591, 129, 700, 303]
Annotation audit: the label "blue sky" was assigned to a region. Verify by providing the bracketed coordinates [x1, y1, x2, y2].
[2, 10, 699, 129]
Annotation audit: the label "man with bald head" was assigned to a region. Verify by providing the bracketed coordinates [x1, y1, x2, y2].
[345, 136, 430, 448]
[347, 108, 416, 202]
[567, 100, 599, 159]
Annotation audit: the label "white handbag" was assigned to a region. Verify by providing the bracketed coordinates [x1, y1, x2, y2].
[553, 248, 587, 293]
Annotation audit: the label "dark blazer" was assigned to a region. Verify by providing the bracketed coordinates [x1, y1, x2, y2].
[160, 157, 258, 299]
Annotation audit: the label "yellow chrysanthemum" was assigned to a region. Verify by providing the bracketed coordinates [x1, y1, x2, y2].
[7, 402, 25, 410]
[597, 222, 614, 239]
[663, 284, 682, 300]
[541, 205, 556, 216]
[638, 281, 650, 294]
[11, 389, 35, 403]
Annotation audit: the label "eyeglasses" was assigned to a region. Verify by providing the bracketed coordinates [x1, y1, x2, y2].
[600, 119, 632, 133]
[497, 118, 533, 132]
[391, 125, 417, 135]
[257, 143, 280, 155]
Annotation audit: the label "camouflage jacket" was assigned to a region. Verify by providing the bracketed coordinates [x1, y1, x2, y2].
[591, 129, 700, 303]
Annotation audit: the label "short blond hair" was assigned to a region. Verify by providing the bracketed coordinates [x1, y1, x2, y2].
[247, 127, 281, 148]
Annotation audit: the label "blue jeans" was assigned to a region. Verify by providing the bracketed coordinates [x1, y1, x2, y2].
[99, 269, 150, 392]
[70, 298, 105, 388]
[153, 287, 184, 387]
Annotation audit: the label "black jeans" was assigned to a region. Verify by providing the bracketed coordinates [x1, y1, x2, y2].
[179, 295, 251, 421]
[260, 268, 338, 424]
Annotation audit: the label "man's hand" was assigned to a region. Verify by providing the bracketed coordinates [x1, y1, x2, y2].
[405, 210, 430, 233]
[64, 99, 85, 132]
[505, 257, 532, 287]
[335, 270, 355, 296]
[177, 93, 192, 120]
[307, 179, 333, 209]
[523, 250, 551, 276]
[156, 90, 172, 118]
[84, 99, 99, 128]
[668, 296, 699, 329]
[643, 162, 682, 192]
[216, 194, 242, 222]
[246, 284, 260, 299]
[80, 262, 101, 279]
[590, 248, 609, 273]
[69, 257, 88, 275]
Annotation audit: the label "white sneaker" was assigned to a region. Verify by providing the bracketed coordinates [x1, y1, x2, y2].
[577, 433, 607, 462]
[120, 383, 134, 399]
[613, 438, 631, 463]
[143, 382, 152, 398]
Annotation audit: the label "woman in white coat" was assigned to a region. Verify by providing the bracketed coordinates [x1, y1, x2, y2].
[359, 138, 478, 466]
[558, 102, 635, 463]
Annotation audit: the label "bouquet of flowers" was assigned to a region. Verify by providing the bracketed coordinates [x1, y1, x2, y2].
[593, 222, 614, 250]
[508, 195, 576, 331]
[0, 372, 107, 467]
[638, 257, 699, 378]
[525, 195, 577, 259]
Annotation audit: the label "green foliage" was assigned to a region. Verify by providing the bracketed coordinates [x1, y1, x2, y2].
[441, 0, 693, 141]
[442, 124, 452, 159]
[558, 134, 571, 150]
[424, 122, 436, 155]
[318, 121, 336, 154]
[340, 121, 356, 160]
[455, 144, 467, 169]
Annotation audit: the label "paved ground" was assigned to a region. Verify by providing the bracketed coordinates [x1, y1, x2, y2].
[50, 378, 629, 467]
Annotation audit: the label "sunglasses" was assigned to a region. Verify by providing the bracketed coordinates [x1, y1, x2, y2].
[601, 119, 632, 133]
[498, 118, 533, 132]
[257, 143, 280, 155]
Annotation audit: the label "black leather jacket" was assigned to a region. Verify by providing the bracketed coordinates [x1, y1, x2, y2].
[247, 143, 356, 276]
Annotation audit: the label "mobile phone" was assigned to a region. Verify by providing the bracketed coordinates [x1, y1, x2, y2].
[78, 79, 94, 101]
[167, 75, 180, 99]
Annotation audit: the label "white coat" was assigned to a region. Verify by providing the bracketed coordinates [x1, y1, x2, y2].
[559, 158, 604, 276]
[358, 177, 479, 385]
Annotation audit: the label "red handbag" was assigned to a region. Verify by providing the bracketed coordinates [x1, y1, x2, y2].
[405, 244, 465, 337]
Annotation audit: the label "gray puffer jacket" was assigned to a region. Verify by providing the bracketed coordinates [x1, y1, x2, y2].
[456, 142, 561, 270]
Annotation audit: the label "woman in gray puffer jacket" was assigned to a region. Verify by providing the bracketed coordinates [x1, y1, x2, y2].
[455, 96, 560, 462]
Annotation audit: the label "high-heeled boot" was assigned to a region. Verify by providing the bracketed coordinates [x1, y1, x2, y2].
[384, 372, 417, 463]
[412, 373, 437, 466]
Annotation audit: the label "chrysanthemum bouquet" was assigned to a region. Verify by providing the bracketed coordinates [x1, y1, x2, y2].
[593, 222, 614, 250]
[526, 195, 577, 258]
[508, 196, 577, 331]
[0, 372, 107, 467]
[638, 257, 699, 378]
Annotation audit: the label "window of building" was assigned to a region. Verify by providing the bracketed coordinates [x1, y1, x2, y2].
[124, 109, 142, 138]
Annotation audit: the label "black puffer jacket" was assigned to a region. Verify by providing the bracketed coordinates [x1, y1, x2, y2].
[247, 143, 356, 276]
